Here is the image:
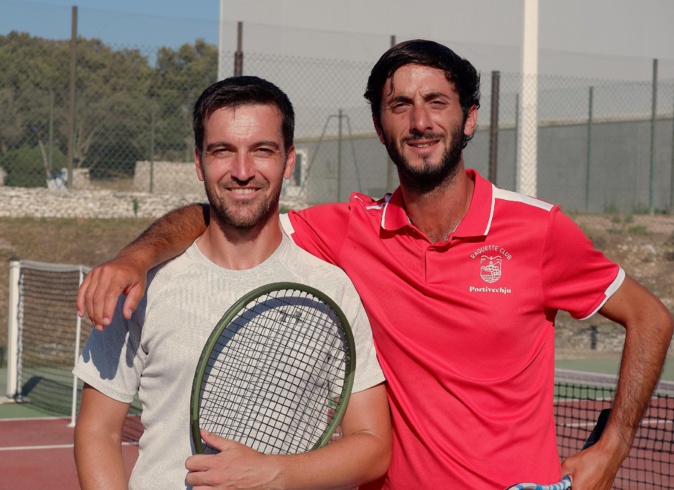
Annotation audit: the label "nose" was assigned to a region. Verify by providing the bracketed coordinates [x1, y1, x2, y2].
[231, 153, 255, 182]
[410, 103, 432, 134]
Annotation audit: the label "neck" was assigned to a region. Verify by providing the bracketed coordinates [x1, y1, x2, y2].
[400, 163, 474, 243]
[196, 215, 284, 270]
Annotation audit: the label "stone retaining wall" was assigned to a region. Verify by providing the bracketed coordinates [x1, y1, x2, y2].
[0, 187, 205, 219]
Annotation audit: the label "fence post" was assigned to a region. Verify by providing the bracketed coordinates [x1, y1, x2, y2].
[649, 58, 658, 214]
[66, 6, 78, 188]
[514, 93, 519, 191]
[234, 21, 243, 76]
[386, 35, 396, 194]
[671, 83, 674, 212]
[150, 105, 155, 193]
[337, 109, 343, 201]
[217, 0, 227, 81]
[518, 0, 539, 197]
[585, 86, 593, 211]
[488, 71, 500, 185]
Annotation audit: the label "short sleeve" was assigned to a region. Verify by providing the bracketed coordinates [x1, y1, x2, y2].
[280, 203, 351, 267]
[541, 208, 623, 319]
[72, 298, 146, 403]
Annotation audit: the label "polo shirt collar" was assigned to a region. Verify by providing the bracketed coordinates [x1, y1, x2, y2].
[379, 169, 495, 238]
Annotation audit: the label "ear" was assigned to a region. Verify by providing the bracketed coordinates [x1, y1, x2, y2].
[463, 105, 478, 138]
[195, 147, 205, 182]
[283, 146, 296, 180]
[373, 115, 386, 145]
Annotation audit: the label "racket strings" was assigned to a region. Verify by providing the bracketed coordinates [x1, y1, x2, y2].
[198, 289, 350, 454]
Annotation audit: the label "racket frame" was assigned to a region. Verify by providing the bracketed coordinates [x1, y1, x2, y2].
[190, 282, 357, 454]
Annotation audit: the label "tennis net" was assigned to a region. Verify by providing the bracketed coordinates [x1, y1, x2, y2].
[5, 258, 142, 442]
[555, 368, 674, 489]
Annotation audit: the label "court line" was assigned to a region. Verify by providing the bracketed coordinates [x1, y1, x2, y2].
[563, 418, 672, 429]
[0, 441, 139, 451]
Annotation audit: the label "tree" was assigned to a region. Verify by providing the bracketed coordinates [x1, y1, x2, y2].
[0, 32, 219, 186]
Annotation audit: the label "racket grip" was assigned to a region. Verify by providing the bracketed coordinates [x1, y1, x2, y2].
[504, 475, 572, 490]
[582, 408, 610, 450]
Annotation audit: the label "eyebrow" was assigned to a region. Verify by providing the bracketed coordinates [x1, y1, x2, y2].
[205, 140, 282, 152]
[387, 91, 451, 105]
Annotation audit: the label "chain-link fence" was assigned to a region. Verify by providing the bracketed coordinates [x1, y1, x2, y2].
[2, 27, 673, 214]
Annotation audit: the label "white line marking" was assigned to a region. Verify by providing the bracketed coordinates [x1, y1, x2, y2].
[0, 441, 138, 451]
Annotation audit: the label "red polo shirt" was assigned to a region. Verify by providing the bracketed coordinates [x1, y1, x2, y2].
[281, 169, 623, 489]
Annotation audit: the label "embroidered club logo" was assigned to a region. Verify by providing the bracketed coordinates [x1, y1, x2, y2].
[480, 255, 502, 284]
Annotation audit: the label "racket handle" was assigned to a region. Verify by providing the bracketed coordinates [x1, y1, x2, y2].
[582, 408, 610, 450]
[505, 475, 571, 490]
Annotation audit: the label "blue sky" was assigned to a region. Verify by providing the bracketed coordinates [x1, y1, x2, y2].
[2, 0, 674, 80]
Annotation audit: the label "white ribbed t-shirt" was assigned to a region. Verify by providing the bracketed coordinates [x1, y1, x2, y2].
[73, 235, 384, 489]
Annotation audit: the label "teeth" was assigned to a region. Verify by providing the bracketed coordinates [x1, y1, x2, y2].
[231, 189, 255, 195]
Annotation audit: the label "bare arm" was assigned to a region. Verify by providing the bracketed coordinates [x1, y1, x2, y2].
[76, 203, 209, 329]
[185, 383, 391, 489]
[74, 384, 132, 490]
[561, 274, 673, 490]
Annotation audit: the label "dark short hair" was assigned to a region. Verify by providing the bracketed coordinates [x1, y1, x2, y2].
[364, 39, 481, 147]
[193, 76, 295, 153]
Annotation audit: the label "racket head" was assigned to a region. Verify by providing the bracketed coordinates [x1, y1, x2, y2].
[190, 282, 356, 455]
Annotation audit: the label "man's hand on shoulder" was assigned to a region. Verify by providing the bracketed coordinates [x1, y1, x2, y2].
[76, 252, 149, 330]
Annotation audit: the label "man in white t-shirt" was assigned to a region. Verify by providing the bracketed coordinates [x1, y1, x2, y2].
[73, 76, 390, 490]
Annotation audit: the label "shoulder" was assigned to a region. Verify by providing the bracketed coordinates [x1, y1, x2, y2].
[492, 187, 556, 214]
[290, 192, 388, 223]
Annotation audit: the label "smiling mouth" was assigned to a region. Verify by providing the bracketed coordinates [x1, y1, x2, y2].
[229, 188, 257, 195]
[408, 141, 437, 148]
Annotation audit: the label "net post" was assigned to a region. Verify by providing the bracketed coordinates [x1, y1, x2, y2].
[69, 265, 86, 427]
[6, 258, 21, 400]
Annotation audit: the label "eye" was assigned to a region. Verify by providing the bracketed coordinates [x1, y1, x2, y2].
[209, 148, 229, 157]
[390, 102, 409, 113]
[255, 147, 276, 156]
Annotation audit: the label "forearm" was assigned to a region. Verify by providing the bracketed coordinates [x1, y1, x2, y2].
[74, 385, 131, 489]
[269, 430, 390, 489]
[119, 203, 209, 269]
[599, 277, 673, 461]
[74, 429, 127, 490]
[607, 313, 672, 453]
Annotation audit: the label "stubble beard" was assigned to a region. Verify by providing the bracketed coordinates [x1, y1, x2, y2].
[205, 181, 281, 231]
[386, 126, 465, 194]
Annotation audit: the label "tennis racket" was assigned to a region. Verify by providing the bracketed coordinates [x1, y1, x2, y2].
[190, 282, 356, 455]
[505, 408, 611, 490]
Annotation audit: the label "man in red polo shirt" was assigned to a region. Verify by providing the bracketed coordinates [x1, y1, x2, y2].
[77, 40, 672, 489]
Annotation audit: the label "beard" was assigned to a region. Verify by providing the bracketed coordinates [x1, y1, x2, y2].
[204, 179, 281, 231]
[385, 126, 464, 194]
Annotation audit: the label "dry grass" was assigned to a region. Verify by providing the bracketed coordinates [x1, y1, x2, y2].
[0, 217, 154, 362]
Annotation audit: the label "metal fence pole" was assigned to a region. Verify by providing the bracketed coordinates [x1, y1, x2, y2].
[514, 93, 519, 191]
[234, 21, 243, 76]
[66, 6, 78, 188]
[386, 35, 396, 194]
[649, 58, 658, 214]
[150, 105, 155, 193]
[671, 83, 674, 212]
[488, 71, 500, 185]
[337, 109, 343, 201]
[585, 86, 593, 211]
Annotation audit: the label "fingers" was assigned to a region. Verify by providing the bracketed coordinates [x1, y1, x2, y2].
[77, 260, 144, 330]
[76, 269, 93, 318]
[201, 430, 235, 451]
